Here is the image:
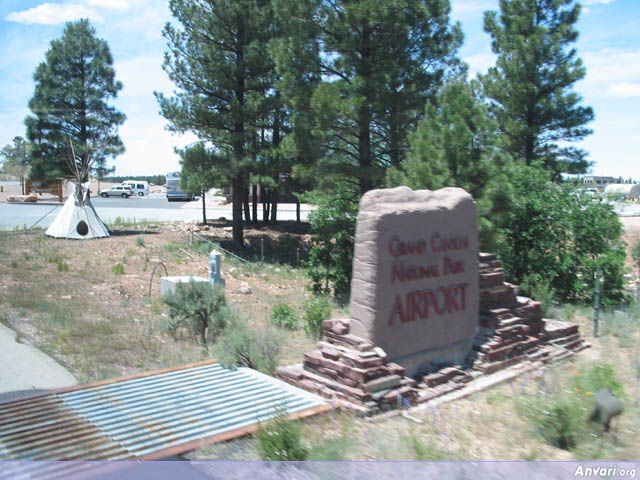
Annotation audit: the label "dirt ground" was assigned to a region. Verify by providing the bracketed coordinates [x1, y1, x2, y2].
[0, 219, 638, 461]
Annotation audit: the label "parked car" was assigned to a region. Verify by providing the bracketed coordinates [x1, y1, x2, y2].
[121, 180, 149, 196]
[100, 185, 133, 198]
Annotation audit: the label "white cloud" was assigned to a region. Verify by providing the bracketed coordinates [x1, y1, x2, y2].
[582, 0, 614, 5]
[451, 0, 496, 19]
[464, 51, 496, 78]
[86, 0, 130, 10]
[581, 48, 640, 99]
[115, 54, 173, 98]
[607, 82, 640, 98]
[6, 3, 103, 25]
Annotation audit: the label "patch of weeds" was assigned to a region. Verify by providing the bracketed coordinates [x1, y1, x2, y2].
[599, 310, 639, 348]
[0, 314, 9, 327]
[23, 252, 31, 260]
[571, 362, 624, 398]
[269, 302, 300, 330]
[215, 314, 284, 375]
[308, 435, 349, 461]
[303, 295, 332, 339]
[108, 217, 145, 228]
[166, 242, 182, 253]
[520, 448, 538, 461]
[516, 361, 625, 452]
[10, 259, 18, 268]
[533, 394, 585, 449]
[485, 391, 511, 406]
[136, 236, 145, 247]
[112, 263, 125, 275]
[121, 256, 128, 265]
[190, 239, 212, 256]
[521, 274, 555, 315]
[126, 248, 136, 257]
[555, 303, 580, 323]
[148, 296, 165, 315]
[163, 282, 227, 348]
[7, 290, 55, 313]
[56, 260, 69, 272]
[405, 428, 446, 460]
[41, 248, 66, 265]
[255, 410, 308, 461]
[42, 305, 75, 329]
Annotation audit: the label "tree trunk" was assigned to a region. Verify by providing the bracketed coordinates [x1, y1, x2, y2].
[263, 188, 270, 224]
[232, 177, 244, 246]
[270, 190, 278, 223]
[252, 183, 258, 225]
[296, 198, 300, 223]
[243, 186, 251, 223]
[201, 187, 207, 224]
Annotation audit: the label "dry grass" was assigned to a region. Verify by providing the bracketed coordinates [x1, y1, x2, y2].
[0, 224, 316, 383]
[0, 225, 638, 461]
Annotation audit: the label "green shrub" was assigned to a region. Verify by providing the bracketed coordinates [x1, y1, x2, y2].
[517, 361, 625, 451]
[303, 295, 332, 339]
[163, 282, 227, 348]
[525, 393, 585, 450]
[56, 260, 69, 272]
[304, 188, 358, 301]
[497, 164, 627, 305]
[572, 362, 624, 398]
[521, 273, 555, 315]
[112, 263, 125, 275]
[215, 315, 283, 374]
[269, 302, 300, 330]
[631, 239, 640, 266]
[10, 260, 18, 268]
[136, 236, 145, 247]
[256, 411, 308, 461]
[406, 429, 446, 460]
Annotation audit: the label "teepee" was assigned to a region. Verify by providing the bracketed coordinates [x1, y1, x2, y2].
[45, 139, 110, 239]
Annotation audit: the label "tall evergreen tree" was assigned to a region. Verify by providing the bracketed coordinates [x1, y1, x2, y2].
[25, 19, 125, 182]
[273, 0, 462, 198]
[0, 136, 31, 192]
[479, 0, 594, 176]
[156, 0, 277, 246]
[179, 143, 226, 224]
[387, 78, 512, 249]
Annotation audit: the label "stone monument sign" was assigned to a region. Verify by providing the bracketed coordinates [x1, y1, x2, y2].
[349, 186, 478, 376]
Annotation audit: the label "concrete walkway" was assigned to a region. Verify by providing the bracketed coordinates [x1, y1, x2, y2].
[0, 323, 77, 397]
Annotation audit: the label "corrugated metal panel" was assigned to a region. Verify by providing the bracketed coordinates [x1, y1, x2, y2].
[0, 360, 329, 465]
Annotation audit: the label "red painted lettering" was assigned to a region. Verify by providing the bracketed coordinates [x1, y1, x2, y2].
[388, 235, 427, 259]
[389, 283, 470, 327]
[389, 294, 406, 325]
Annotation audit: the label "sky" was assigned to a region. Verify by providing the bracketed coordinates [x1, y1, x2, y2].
[0, 0, 638, 178]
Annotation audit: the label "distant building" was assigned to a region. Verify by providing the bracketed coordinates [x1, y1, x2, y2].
[583, 175, 615, 186]
[604, 183, 640, 200]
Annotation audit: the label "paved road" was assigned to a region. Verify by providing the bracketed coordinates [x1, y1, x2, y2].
[0, 323, 77, 398]
[0, 193, 311, 230]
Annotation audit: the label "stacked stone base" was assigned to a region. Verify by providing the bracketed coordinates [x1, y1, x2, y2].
[276, 319, 417, 416]
[471, 253, 589, 374]
[277, 253, 590, 415]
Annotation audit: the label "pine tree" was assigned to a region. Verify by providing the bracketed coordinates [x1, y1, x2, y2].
[25, 19, 125, 182]
[0, 137, 31, 192]
[387, 78, 512, 249]
[273, 0, 462, 198]
[479, 0, 593, 176]
[156, 0, 277, 246]
[179, 143, 226, 224]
